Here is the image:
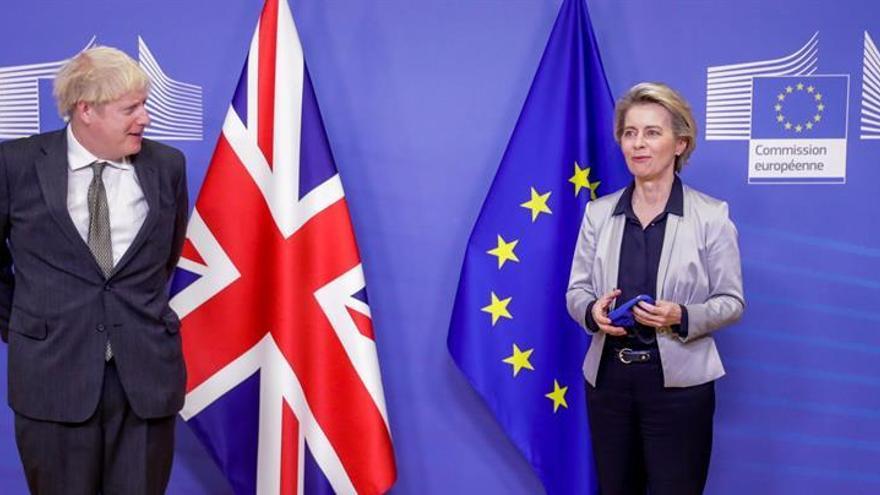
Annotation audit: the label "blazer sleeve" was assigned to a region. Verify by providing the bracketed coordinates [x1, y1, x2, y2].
[566, 200, 599, 334]
[165, 150, 189, 280]
[0, 144, 14, 342]
[682, 201, 745, 341]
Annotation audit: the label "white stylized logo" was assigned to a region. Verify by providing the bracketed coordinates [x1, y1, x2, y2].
[706, 32, 851, 185]
[859, 31, 880, 140]
[0, 37, 202, 141]
[705, 32, 818, 141]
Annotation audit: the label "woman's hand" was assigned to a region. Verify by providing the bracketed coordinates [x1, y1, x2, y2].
[632, 299, 682, 329]
[592, 289, 627, 336]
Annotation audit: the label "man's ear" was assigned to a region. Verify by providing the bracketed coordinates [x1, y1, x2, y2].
[77, 101, 94, 124]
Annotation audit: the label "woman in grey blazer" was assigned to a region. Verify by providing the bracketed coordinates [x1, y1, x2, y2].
[566, 82, 744, 495]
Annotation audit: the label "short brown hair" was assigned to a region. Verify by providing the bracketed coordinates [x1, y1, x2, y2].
[614, 82, 698, 172]
[53, 46, 150, 119]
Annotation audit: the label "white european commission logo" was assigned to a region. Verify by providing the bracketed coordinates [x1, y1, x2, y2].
[0, 36, 203, 142]
[705, 31, 879, 185]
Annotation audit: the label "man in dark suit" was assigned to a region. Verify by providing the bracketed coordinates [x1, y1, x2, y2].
[0, 46, 188, 494]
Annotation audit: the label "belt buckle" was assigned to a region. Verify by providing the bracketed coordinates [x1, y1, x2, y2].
[617, 347, 633, 364]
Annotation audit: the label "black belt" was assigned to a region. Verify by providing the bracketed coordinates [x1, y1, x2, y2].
[612, 347, 657, 364]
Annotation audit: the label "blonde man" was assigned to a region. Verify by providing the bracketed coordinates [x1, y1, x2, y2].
[0, 46, 188, 494]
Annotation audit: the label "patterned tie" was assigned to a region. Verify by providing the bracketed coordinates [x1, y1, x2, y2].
[87, 161, 114, 360]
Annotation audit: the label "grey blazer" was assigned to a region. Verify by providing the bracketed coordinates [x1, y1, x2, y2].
[566, 183, 744, 388]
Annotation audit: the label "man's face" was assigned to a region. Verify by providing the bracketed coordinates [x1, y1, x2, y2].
[75, 89, 150, 161]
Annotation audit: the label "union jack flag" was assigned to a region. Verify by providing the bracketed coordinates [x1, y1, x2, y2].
[169, 1, 397, 493]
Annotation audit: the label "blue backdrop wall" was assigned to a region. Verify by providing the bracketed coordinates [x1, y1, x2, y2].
[1, 1, 879, 493]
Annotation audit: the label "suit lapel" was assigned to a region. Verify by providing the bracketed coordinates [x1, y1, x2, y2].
[34, 131, 102, 271]
[112, 150, 160, 276]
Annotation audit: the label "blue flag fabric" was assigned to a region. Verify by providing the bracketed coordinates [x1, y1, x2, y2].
[446, 1, 630, 493]
[750, 75, 848, 139]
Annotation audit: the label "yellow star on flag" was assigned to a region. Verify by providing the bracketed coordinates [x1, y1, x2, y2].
[481, 292, 512, 326]
[502, 344, 535, 377]
[520, 187, 552, 222]
[487, 235, 520, 269]
[545, 380, 568, 413]
[569, 162, 600, 199]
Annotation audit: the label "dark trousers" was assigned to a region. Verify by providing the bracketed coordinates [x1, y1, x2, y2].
[586, 349, 715, 495]
[14, 362, 176, 495]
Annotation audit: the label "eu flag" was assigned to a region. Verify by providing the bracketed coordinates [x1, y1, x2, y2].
[751, 75, 849, 139]
[446, 0, 629, 493]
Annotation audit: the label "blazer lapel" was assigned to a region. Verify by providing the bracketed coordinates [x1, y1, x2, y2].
[656, 213, 681, 300]
[111, 152, 160, 276]
[603, 214, 625, 303]
[34, 131, 101, 268]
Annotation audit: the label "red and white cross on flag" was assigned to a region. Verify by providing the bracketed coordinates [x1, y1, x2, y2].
[168, 0, 397, 493]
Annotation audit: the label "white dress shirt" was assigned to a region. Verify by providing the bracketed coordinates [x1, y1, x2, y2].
[66, 125, 149, 266]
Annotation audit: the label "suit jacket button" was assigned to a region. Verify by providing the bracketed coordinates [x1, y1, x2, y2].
[96, 324, 105, 332]
[104, 284, 112, 291]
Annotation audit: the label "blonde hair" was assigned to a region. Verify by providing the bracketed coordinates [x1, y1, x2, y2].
[53, 46, 150, 119]
[614, 82, 698, 172]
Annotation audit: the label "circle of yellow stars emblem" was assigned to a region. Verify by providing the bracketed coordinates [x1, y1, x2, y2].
[774, 81, 824, 134]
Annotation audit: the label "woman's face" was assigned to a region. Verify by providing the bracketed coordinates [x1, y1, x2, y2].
[619, 103, 686, 182]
